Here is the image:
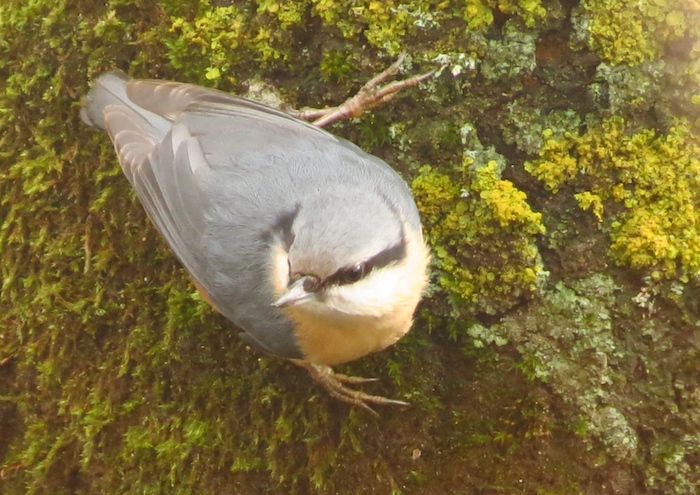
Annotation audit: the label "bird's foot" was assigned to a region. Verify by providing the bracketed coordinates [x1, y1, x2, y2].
[292, 360, 408, 416]
[291, 53, 437, 128]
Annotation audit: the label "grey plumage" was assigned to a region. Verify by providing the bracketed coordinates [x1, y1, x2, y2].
[81, 70, 423, 360]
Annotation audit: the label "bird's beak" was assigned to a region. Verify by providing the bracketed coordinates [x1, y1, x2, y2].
[273, 276, 316, 307]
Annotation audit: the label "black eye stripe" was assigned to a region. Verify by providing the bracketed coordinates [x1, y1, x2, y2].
[326, 235, 407, 287]
[365, 236, 407, 271]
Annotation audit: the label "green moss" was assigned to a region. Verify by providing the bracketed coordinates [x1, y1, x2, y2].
[163, 4, 259, 84]
[526, 117, 700, 282]
[412, 135, 546, 314]
[574, 0, 700, 66]
[2, 0, 700, 493]
[319, 49, 355, 83]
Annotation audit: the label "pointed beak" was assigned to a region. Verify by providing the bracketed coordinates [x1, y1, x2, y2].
[273, 276, 317, 307]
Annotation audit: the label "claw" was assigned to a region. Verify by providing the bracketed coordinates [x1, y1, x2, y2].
[291, 360, 409, 415]
[332, 373, 379, 384]
[292, 53, 437, 128]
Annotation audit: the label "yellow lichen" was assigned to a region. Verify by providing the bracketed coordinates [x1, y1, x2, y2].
[464, 0, 548, 29]
[526, 117, 700, 281]
[581, 0, 700, 65]
[413, 159, 546, 314]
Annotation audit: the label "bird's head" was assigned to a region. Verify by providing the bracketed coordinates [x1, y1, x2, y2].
[269, 190, 430, 324]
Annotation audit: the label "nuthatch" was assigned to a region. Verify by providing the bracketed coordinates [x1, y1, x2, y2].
[81, 60, 432, 412]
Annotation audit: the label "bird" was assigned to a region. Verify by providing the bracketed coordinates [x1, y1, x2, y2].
[81, 62, 431, 413]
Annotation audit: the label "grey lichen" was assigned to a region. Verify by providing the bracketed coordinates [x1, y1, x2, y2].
[480, 275, 640, 462]
[480, 22, 537, 82]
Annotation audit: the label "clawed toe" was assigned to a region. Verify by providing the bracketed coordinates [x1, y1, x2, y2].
[332, 373, 379, 384]
[292, 360, 409, 415]
[292, 53, 437, 128]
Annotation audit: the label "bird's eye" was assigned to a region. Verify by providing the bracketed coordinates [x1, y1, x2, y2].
[327, 263, 370, 286]
[344, 263, 366, 283]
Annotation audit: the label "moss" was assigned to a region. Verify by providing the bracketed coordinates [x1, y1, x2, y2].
[526, 117, 700, 282]
[167, 6, 247, 82]
[2, 0, 700, 493]
[162, 2, 295, 85]
[412, 131, 546, 315]
[319, 49, 355, 83]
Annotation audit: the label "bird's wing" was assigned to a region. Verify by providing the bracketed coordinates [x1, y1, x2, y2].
[102, 78, 306, 359]
[103, 104, 210, 282]
[126, 78, 328, 137]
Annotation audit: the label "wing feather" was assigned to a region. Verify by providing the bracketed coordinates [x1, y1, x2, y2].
[103, 102, 210, 283]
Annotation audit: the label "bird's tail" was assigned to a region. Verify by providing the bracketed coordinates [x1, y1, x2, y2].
[80, 70, 134, 130]
[81, 70, 168, 141]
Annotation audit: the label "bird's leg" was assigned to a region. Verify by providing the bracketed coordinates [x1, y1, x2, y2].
[290, 359, 409, 415]
[290, 53, 437, 128]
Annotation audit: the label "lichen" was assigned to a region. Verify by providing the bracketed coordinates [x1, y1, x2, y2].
[312, 0, 440, 55]
[412, 127, 546, 315]
[483, 275, 639, 462]
[526, 116, 700, 282]
[501, 103, 581, 155]
[463, 0, 552, 30]
[480, 21, 537, 81]
[588, 61, 665, 116]
[572, 0, 700, 66]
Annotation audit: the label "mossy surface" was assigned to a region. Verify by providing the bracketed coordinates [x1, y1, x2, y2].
[1, 0, 699, 493]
